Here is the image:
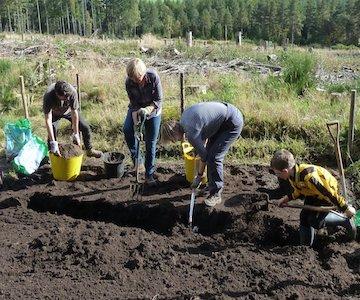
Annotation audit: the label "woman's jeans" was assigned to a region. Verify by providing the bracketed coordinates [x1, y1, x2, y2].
[123, 110, 161, 178]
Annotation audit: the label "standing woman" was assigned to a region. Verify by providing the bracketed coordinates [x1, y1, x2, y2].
[123, 58, 162, 185]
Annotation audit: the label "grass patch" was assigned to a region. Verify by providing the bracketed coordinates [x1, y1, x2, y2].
[281, 50, 316, 95]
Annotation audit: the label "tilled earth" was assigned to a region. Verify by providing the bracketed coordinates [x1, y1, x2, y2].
[0, 158, 359, 299]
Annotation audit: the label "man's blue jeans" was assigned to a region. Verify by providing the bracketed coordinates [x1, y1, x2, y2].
[123, 110, 161, 178]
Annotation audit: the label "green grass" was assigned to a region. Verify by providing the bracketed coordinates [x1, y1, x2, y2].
[0, 33, 359, 171]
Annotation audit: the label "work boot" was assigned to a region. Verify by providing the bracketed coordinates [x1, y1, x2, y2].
[204, 193, 222, 207]
[145, 174, 157, 187]
[86, 148, 103, 158]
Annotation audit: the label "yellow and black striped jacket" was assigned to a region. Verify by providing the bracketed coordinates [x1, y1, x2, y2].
[288, 164, 348, 212]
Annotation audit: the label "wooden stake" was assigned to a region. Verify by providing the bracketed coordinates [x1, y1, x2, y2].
[180, 72, 185, 114]
[347, 90, 356, 163]
[76, 73, 81, 112]
[186, 31, 192, 47]
[19, 76, 29, 119]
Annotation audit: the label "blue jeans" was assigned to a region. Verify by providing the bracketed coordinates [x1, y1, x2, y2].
[206, 105, 243, 196]
[123, 110, 161, 178]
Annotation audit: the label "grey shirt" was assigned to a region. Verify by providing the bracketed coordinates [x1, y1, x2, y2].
[180, 102, 228, 161]
[125, 69, 162, 117]
[43, 83, 79, 117]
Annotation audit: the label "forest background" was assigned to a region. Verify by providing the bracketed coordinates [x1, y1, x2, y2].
[0, 0, 360, 46]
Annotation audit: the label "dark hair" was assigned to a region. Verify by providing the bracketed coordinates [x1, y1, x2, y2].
[55, 80, 72, 96]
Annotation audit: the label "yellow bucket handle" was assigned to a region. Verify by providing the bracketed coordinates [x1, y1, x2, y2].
[182, 142, 195, 159]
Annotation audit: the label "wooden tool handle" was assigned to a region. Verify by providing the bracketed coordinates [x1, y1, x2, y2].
[285, 203, 336, 212]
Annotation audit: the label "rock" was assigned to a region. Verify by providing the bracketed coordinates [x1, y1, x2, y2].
[0, 197, 21, 209]
[267, 54, 277, 62]
[330, 92, 344, 104]
[139, 46, 154, 55]
[185, 85, 207, 95]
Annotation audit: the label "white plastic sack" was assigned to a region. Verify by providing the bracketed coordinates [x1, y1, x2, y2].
[13, 136, 48, 175]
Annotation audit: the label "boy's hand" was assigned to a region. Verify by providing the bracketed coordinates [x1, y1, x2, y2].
[277, 196, 289, 208]
[344, 205, 356, 218]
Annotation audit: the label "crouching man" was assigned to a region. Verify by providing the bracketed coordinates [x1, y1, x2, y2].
[43, 80, 102, 158]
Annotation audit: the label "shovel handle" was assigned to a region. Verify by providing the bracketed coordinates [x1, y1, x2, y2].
[326, 120, 347, 199]
[326, 121, 339, 145]
[285, 203, 336, 212]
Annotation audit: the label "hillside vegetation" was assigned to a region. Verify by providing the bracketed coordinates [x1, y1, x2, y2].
[0, 33, 360, 188]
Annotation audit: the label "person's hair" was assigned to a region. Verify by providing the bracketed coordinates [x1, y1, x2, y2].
[126, 58, 147, 80]
[54, 80, 72, 97]
[270, 149, 296, 170]
[160, 121, 181, 145]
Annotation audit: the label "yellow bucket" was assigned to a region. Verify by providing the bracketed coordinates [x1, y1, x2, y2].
[49, 153, 83, 181]
[182, 142, 207, 184]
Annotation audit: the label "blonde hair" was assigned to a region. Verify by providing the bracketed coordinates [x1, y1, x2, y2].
[126, 58, 147, 79]
[160, 121, 181, 145]
[270, 149, 296, 170]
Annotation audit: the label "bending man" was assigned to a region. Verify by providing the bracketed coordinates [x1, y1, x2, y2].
[161, 101, 243, 207]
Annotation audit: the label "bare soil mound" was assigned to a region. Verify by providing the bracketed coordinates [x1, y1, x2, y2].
[0, 159, 359, 299]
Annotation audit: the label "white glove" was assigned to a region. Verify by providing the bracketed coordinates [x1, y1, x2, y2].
[138, 106, 153, 119]
[72, 133, 81, 146]
[344, 205, 356, 218]
[191, 174, 203, 189]
[49, 141, 60, 156]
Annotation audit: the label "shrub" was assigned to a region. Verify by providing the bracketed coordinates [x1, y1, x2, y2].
[0, 59, 12, 76]
[281, 50, 316, 96]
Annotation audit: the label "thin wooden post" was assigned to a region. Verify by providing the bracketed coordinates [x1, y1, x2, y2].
[76, 73, 81, 112]
[186, 31, 192, 47]
[36, 0, 42, 34]
[19, 76, 29, 119]
[347, 90, 356, 162]
[236, 31, 242, 46]
[180, 72, 185, 114]
[224, 25, 227, 41]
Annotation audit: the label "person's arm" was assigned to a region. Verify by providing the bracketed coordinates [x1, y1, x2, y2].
[71, 109, 79, 134]
[188, 133, 207, 163]
[306, 173, 348, 211]
[45, 112, 61, 156]
[71, 109, 81, 146]
[126, 79, 140, 110]
[45, 112, 55, 141]
[151, 71, 162, 109]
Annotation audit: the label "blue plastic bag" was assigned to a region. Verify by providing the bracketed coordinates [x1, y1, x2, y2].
[4, 118, 32, 160]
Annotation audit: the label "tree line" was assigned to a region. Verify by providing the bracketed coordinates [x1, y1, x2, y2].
[0, 0, 359, 46]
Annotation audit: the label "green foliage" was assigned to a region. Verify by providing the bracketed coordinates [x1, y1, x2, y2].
[281, 50, 316, 95]
[331, 44, 359, 50]
[0, 59, 12, 76]
[0, 59, 17, 113]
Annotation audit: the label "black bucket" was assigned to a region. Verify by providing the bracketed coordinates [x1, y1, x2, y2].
[103, 152, 125, 178]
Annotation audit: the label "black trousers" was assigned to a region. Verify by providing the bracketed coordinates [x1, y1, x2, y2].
[51, 113, 93, 150]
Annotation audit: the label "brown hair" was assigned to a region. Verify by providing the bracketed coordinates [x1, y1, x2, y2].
[270, 149, 296, 170]
[160, 121, 182, 145]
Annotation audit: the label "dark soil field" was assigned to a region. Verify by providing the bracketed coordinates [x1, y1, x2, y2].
[0, 158, 359, 299]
